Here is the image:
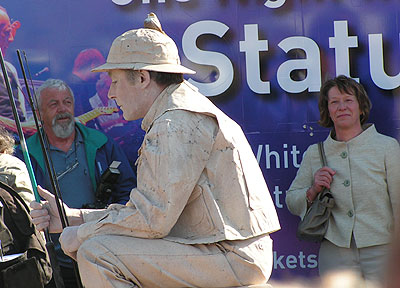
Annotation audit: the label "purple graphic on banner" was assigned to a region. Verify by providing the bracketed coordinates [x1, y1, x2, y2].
[1, 0, 399, 280]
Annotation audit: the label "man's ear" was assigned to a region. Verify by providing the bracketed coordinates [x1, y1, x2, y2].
[138, 70, 151, 87]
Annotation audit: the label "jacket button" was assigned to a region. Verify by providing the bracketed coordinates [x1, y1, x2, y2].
[347, 210, 354, 217]
[340, 151, 348, 159]
[343, 180, 350, 187]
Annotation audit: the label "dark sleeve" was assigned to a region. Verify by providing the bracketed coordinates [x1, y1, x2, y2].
[95, 138, 137, 205]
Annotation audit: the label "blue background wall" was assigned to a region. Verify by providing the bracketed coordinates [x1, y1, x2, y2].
[3, 0, 400, 280]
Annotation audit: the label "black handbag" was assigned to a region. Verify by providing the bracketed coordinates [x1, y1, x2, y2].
[296, 142, 335, 242]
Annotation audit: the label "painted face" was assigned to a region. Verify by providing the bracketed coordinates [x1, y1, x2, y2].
[0, 11, 13, 53]
[108, 69, 149, 121]
[327, 86, 362, 131]
[40, 88, 75, 138]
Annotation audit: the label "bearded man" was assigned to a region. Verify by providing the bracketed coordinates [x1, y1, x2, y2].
[17, 78, 136, 288]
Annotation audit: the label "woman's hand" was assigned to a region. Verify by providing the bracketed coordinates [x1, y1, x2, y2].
[307, 166, 336, 202]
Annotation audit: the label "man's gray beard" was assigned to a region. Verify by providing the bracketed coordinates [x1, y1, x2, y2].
[52, 113, 75, 138]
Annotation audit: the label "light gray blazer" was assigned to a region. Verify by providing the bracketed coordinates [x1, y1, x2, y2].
[286, 124, 400, 248]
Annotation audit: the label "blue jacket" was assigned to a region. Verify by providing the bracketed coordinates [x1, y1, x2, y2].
[16, 122, 136, 205]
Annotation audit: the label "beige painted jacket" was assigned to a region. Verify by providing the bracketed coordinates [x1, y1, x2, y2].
[286, 124, 400, 248]
[78, 81, 280, 244]
[0, 153, 35, 205]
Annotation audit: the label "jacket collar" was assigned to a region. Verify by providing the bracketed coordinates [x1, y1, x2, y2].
[26, 122, 107, 173]
[141, 83, 179, 132]
[326, 123, 376, 147]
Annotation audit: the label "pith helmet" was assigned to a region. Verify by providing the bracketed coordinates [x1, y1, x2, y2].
[92, 13, 195, 74]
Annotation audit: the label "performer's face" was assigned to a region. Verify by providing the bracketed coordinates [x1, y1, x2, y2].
[40, 88, 75, 138]
[108, 69, 152, 121]
[0, 10, 13, 53]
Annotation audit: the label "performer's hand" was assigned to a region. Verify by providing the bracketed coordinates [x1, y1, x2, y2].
[30, 186, 84, 233]
[30, 186, 64, 233]
[60, 226, 80, 260]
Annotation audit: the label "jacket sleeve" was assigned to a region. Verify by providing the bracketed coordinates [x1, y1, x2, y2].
[78, 110, 217, 242]
[285, 144, 316, 219]
[385, 138, 400, 222]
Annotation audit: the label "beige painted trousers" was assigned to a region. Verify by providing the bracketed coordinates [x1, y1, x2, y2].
[76, 234, 273, 288]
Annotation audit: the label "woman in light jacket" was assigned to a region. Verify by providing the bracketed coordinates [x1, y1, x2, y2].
[285, 75, 400, 284]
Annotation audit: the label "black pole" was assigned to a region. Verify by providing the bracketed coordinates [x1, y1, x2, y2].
[17, 50, 69, 228]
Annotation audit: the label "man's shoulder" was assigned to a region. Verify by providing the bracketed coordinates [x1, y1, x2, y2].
[24, 132, 42, 157]
[76, 122, 108, 145]
[76, 123, 127, 160]
[157, 108, 217, 129]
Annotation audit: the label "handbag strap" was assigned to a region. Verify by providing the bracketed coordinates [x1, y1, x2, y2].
[318, 142, 327, 167]
[317, 142, 329, 198]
